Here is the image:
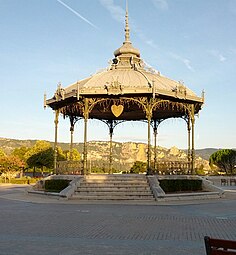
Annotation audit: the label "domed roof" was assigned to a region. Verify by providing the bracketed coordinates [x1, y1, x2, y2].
[65, 66, 197, 99]
[44, 6, 203, 114]
[63, 8, 202, 102]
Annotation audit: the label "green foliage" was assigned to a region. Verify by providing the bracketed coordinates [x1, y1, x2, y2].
[1, 177, 40, 184]
[90, 166, 107, 173]
[11, 146, 30, 162]
[89, 165, 119, 174]
[0, 150, 25, 180]
[27, 148, 54, 169]
[57, 147, 67, 161]
[25, 141, 66, 171]
[130, 161, 147, 174]
[0, 155, 25, 175]
[44, 179, 70, 192]
[159, 179, 202, 193]
[0, 148, 6, 157]
[64, 148, 81, 161]
[209, 149, 236, 175]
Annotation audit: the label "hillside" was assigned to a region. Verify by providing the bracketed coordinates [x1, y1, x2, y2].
[195, 148, 220, 161]
[0, 137, 211, 171]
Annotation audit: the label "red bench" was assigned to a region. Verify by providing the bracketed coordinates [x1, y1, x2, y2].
[204, 236, 236, 255]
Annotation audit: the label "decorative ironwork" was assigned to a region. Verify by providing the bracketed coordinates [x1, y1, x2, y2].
[105, 78, 123, 95]
[111, 104, 124, 117]
[156, 160, 189, 175]
[69, 116, 81, 160]
[172, 83, 187, 99]
[57, 160, 82, 175]
[54, 83, 65, 101]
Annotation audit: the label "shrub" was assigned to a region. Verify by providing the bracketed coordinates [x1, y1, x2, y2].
[0, 177, 40, 184]
[44, 179, 70, 192]
[159, 179, 202, 193]
[10, 178, 29, 184]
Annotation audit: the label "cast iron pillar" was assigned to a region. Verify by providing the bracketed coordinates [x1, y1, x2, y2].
[109, 120, 114, 174]
[69, 116, 80, 160]
[191, 105, 195, 174]
[53, 110, 59, 174]
[69, 117, 74, 161]
[147, 112, 152, 175]
[187, 115, 191, 173]
[83, 99, 89, 175]
[153, 120, 158, 171]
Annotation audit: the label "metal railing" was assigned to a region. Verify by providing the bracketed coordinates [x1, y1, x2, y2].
[56, 160, 82, 175]
[154, 160, 190, 174]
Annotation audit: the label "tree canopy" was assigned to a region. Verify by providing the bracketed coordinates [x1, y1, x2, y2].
[209, 149, 236, 174]
[12, 146, 30, 161]
[0, 141, 81, 175]
[64, 148, 81, 161]
[130, 161, 147, 174]
[0, 155, 25, 179]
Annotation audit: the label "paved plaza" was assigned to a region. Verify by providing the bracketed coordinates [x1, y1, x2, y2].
[0, 184, 236, 255]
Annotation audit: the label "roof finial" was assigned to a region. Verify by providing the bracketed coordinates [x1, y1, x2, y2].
[125, 0, 130, 43]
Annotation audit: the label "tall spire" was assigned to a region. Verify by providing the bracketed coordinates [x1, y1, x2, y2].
[113, 0, 140, 58]
[125, 0, 130, 43]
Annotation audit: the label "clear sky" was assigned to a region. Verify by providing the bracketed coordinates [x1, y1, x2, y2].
[0, 0, 236, 149]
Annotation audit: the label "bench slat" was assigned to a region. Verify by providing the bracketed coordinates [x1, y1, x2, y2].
[212, 250, 236, 255]
[209, 239, 236, 250]
[205, 236, 236, 255]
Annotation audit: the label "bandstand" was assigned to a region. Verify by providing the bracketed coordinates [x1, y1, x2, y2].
[45, 8, 204, 175]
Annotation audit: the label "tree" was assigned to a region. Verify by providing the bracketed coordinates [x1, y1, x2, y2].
[26, 148, 54, 171]
[209, 149, 236, 175]
[64, 148, 81, 161]
[25, 141, 54, 174]
[57, 147, 67, 161]
[12, 146, 30, 162]
[130, 161, 147, 174]
[25, 141, 66, 174]
[0, 155, 25, 181]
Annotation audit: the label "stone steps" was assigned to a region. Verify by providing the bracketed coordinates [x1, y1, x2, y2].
[75, 191, 152, 196]
[72, 174, 155, 201]
[72, 195, 155, 201]
[83, 180, 148, 184]
[78, 187, 150, 191]
[79, 183, 148, 187]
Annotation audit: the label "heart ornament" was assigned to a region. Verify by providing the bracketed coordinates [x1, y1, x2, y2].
[111, 104, 124, 118]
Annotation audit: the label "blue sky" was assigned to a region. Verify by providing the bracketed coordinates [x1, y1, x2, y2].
[0, 0, 236, 149]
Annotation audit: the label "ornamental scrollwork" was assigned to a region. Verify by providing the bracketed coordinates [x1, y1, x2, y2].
[104, 77, 124, 95]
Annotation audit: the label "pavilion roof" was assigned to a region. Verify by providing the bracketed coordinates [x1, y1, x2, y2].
[46, 7, 204, 113]
[61, 8, 202, 103]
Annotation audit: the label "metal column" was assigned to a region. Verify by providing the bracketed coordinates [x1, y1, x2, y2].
[187, 116, 191, 173]
[153, 120, 158, 172]
[83, 99, 89, 175]
[191, 105, 195, 174]
[53, 110, 59, 174]
[109, 120, 114, 174]
[147, 114, 152, 175]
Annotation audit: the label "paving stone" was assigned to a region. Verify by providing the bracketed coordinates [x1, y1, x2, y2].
[1, 184, 236, 255]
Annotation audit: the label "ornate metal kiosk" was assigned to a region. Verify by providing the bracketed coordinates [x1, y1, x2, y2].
[45, 9, 204, 175]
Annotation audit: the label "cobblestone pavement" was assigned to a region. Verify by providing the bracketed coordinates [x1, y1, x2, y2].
[0, 185, 236, 255]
